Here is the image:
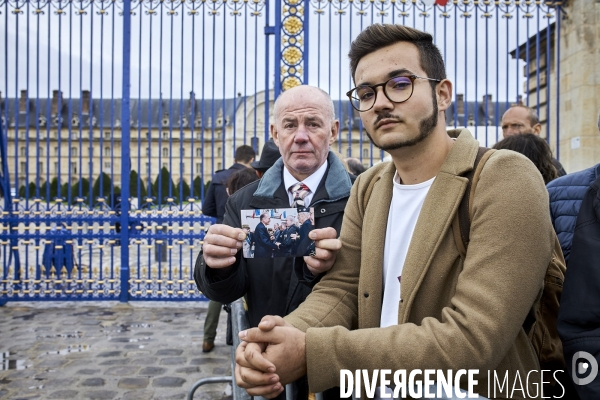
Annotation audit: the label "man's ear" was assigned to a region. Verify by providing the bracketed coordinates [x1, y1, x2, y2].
[329, 119, 340, 145]
[436, 79, 453, 112]
[532, 123, 542, 135]
[270, 124, 279, 146]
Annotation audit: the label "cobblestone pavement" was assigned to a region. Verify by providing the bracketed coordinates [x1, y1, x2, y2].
[0, 301, 232, 400]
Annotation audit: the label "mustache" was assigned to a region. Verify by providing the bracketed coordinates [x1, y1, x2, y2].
[374, 112, 402, 126]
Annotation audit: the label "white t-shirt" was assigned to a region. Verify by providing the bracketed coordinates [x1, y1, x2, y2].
[380, 173, 435, 328]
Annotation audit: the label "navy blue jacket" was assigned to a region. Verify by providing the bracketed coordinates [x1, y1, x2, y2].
[202, 163, 248, 223]
[547, 163, 600, 262]
[557, 168, 600, 398]
[253, 221, 279, 258]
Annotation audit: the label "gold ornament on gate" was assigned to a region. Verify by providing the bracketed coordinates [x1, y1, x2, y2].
[283, 16, 302, 35]
[283, 47, 302, 65]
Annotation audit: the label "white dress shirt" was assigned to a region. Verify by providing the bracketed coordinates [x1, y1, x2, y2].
[282, 160, 328, 207]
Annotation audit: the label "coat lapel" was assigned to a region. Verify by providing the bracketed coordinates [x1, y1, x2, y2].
[359, 162, 396, 329]
[399, 130, 480, 323]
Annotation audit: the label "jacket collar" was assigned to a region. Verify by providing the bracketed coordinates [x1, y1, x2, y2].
[400, 128, 480, 321]
[253, 151, 353, 203]
[358, 128, 481, 327]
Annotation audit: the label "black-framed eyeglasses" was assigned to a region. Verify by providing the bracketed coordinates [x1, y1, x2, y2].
[346, 75, 442, 112]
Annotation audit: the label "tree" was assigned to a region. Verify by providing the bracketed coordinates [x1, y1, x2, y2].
[129, 170, 147, 198]
[49, 177, 60, 200]
[18, 182, 37, 198]
[92, 172, 113, 201]
[152, 167, 174, 203]
[71, 178, 91, 200]
[60, 182, 69, 199]
[176, 178, 191, 202]
[192, 176, 203, 198]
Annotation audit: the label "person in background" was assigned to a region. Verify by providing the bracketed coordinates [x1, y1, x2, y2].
[201, 146, 256, 353]
[552, 112, 600, 398]
[251, 140, 282, 178]
[344, 157, 367, 176]
[501, 104, 566, 176]
[492, 133, 558, 184]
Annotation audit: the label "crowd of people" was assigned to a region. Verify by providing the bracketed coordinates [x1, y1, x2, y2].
[195, 23, 599, 400]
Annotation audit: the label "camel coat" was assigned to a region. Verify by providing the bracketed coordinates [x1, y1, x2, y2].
[285, 130, 554, 398]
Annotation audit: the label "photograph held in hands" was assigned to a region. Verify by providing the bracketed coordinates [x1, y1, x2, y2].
[240, 207, 315, 258]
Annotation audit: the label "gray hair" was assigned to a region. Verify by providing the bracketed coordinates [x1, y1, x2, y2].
[272, 85, 335, 124]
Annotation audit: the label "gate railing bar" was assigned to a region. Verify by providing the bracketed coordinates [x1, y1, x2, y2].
[120, 0, 132, 303]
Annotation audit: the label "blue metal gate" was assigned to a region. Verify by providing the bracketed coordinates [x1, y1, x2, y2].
[1, 0, 563, 302]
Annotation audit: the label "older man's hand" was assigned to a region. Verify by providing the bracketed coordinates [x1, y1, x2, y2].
[304, 227, 342, 275]
[203, 224, 245, 268]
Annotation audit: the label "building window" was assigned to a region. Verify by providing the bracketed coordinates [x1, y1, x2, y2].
[163, 132, 168, 140]
[54, 146, 59, 155]
[146, 147, 150, 156]
[104, 147, 110, 157]
[54, 162, 58, 172]
[71, 147, 77, 157]
[19, 131, 26, 139]
[39, 148, 43, 156]
[363, 148, 369, 159]
[19, 178, 26, 188]
[217, 146, 221, 155]
[20, 162, 26, 172]
[217, 162, 222, 170]
[163, 148, 168, 157]
[163, 162, 168, 170]
[104, 132, 110, 139]
[39, 162, 43, 174]
[104, 162, 111, 169]
[71, 162, 77, 174]
[196, 148, 201, 158]
[181, 148, 185, 157]
[20, 147, 26, 157]
[196, 163, 201, 175]
[146, 162, 150, 173]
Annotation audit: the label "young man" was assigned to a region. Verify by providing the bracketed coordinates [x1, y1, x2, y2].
[235, 24, 555, 399]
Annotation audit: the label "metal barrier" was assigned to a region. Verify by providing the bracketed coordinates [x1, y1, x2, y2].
[188, 298, 251, 400]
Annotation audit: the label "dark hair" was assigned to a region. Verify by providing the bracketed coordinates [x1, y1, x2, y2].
[345, 158, 367, 176]
[234, 145, 256, 163]
[226, 168, 259, 195]
[349, 24, 446, 89]
[492, 134, 558, 184]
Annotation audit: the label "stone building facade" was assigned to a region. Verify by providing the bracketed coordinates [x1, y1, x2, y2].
[511, 1, 600, 173]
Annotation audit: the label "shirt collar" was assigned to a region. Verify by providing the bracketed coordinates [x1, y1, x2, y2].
[283, 160, 329, 194]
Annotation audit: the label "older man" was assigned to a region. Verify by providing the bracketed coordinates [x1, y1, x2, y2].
[501, 104, 566, 176]
[235, 24, 557, 399]
[194, 85, 355, 400]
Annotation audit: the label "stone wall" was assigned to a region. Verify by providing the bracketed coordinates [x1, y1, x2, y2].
[554, 0, 600, 172]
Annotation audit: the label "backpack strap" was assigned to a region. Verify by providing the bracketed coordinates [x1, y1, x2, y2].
[452, 147, 496, 259]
